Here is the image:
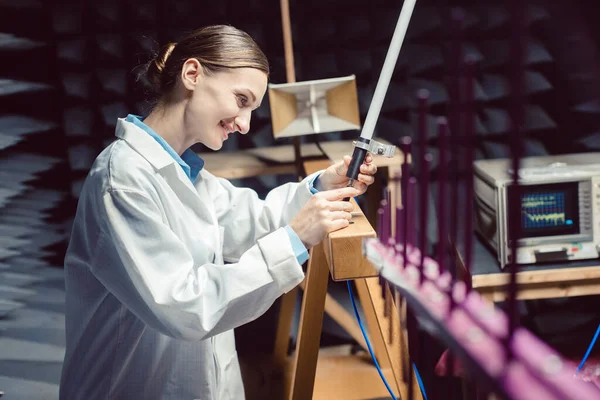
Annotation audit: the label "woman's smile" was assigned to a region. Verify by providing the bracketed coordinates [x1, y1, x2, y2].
[220, 120, 234, 140]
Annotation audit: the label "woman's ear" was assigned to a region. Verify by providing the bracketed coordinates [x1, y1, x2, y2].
[180, 58, 202, 91]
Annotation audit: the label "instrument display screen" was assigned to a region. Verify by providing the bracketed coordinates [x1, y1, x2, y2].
[507, 182, 580, 239]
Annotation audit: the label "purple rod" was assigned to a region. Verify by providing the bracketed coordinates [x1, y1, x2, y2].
[407, 177, 417, 248]
[463, 56, 476, 292]
[436, 117, 449, 273]
[419, 154, 433, 287]
[418, 88, 430, 169]
[448, 8, 465, 285]
[507, 0, 526, 353]
[400, 137, 412, 268]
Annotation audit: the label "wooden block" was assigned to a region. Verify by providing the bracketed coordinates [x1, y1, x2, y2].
[303, 159, 379, 281]
[325, 210, 378, 281]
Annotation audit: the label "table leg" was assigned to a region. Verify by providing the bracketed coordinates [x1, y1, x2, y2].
[273, 288, 298, 369]
[287, 242, 330, 400]
[354, 279, 391, 369]
[356, 277, 424, 400]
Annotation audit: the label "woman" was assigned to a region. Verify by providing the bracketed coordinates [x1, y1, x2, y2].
[59, 25, 377, 400]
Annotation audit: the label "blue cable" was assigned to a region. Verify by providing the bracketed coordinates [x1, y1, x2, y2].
[576, 323, 600, 374]
[347, 280, 430, 400]
[346, 280, 398, 400]
[412, 362, 429, 400]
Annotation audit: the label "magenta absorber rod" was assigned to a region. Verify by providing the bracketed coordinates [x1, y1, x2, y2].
[380, 199, 390, 244]
[400, 136, 412, 268]
[377, 207, 386, 241]
[448, 8, 465, 284]
[507, 0, 526, 355]
[377, 206, 387, 297]
[436, 117, 449, 274]
[419, 154, 432, 287]
[463, 56, 476, 292]
[417, 88, 430, 286]
[407, 177, 417, 248]
[395, 204, 404, 244]
[418, 88, 430, 170]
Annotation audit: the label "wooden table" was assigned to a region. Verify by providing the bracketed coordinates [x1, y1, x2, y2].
[197, 139, 404, 226]
[198, 140, 403, 180]
[278, 159, 422, 400]
[198, 142, 415, 398]
[463, 235, 600, 303]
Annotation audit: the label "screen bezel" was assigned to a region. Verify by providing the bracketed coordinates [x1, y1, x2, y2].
[506, 181, 580, 241]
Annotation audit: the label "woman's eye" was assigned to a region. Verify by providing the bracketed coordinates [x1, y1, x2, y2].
[238, 95, 248, 106]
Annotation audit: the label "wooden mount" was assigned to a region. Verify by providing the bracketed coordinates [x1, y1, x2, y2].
[272, 159, 422, 400]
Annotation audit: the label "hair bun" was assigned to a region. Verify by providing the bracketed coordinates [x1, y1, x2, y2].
[146, 42, 176, 93]
[138, 25, 269, 99]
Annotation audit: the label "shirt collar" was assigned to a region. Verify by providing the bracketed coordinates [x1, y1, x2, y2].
[125, 114, 204, 183]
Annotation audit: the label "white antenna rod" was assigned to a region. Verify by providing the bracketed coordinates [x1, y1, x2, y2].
[360, 0, 417, 140]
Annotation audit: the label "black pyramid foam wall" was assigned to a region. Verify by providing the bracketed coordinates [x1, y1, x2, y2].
[0, 3, 73, 270]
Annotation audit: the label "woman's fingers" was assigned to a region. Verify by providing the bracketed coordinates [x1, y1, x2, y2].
[360, 162, 377, 175]
[357, 173, 375, 186]
[328, 211, 352, 221]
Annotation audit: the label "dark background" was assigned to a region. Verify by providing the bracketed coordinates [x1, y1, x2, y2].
[2, 0, 600, 398]
[5, 0, 600, 266]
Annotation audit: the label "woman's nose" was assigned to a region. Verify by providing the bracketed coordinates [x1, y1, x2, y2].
[235, 114, 251, 134]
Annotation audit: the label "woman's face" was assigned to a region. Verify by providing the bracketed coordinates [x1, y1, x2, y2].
[182, 61, 268, 151]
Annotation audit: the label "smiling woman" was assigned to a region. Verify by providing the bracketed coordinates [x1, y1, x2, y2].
[146, 25, 269, 95]
[59, 24, 378, 400]
[142, 25, 270, 152]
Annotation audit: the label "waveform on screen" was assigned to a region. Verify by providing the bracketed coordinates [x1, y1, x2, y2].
[522, 211, 566, 225]
[521, 197, 558, 208]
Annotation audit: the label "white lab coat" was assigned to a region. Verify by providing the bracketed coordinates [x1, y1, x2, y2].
[60, 118, 317, 400]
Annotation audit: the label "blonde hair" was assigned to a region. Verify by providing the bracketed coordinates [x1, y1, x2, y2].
[145, 25, 269, 96]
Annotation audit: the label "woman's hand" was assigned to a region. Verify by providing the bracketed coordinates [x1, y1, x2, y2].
[316, 154, 378, 195]
[289, 186, 360, 249]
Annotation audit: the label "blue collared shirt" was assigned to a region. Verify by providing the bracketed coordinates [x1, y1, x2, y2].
[126, 114, 204, 183]
[125, 114, 311, 266]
